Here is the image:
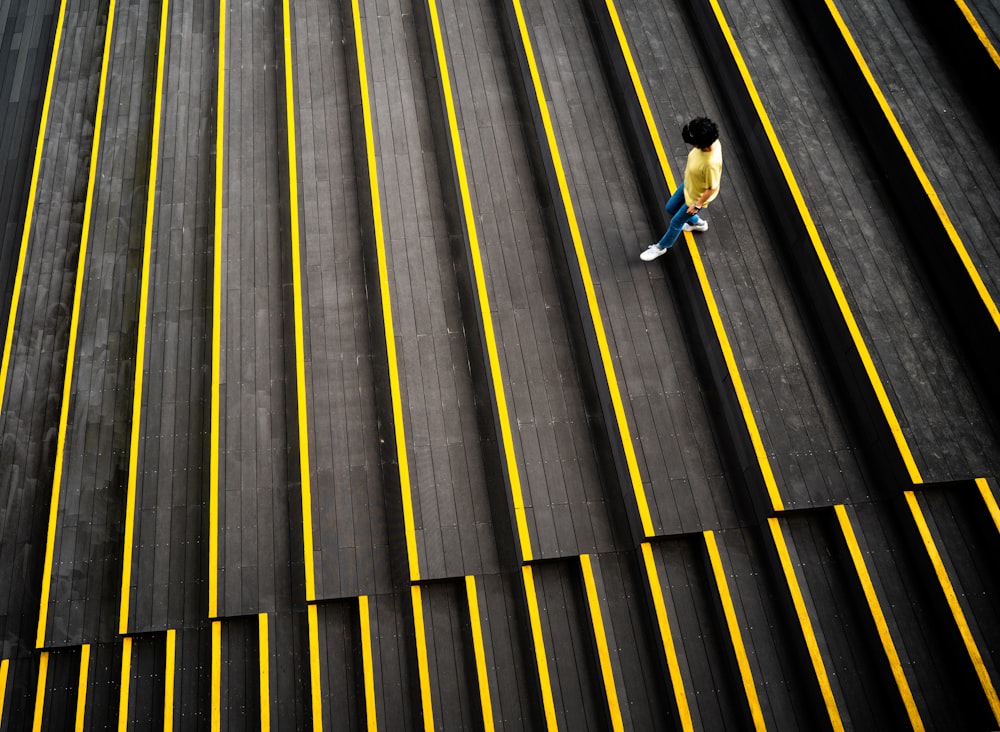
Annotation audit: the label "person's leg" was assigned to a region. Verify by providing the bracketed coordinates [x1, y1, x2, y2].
[641, 185, 696, 261]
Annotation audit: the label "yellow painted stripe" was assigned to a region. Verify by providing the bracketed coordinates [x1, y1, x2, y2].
[822, 0, 1000, 333]
[410, 586, 434, 731]
[507, 0, 653, 535]
[766, 520, 844, 731]
[208, 0, 227, 620]
[359, 596, 377, 731]
[307, 604, 323, 732]
[351, 0, 421, 579]
[119, 637, 132, 732]
[259, 613, 271, 731]
[36, 0, 120, 649]
[164, 630, 176, 732]
[601, 0, 783, 512]
[521, 566, 558, 730]
[579, 555, 624, 731]
[32, 651, 48, 732]
[0, 0, 69, 414]
[834, 505, 923, 730]
[211, 620, 221, 731]
[281, 0, 317, 602]
[0, 658, 8, 725]
[465, 576, 495, 730]
[121, 0, 170, 636]
[705, 0, 923, 486]
[954, 0, 1000, 68]
[703, 531, 767, 731]
[424, 0, 533, 559]
[976, 478, 1000, 536]
[639, 543, 693, 732]
[904, 490, 1000, 723]
[76, 644, 90, 731]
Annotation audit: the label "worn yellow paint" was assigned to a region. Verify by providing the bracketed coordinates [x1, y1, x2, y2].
[465, 576, 495, 730]
[704, 531, 768, 731]
[121, 0, 170, 636]
[639, 543, 693, 732]
[834, 505, 923, 729]
[507, 0, 653, 535]
[0, 0, 68, 415]
[580, 555, 624, 731]
[36, 0, 120, 650]
[424, 0, 533, 559]
[904, 491, 1000, 723]
[705, 0, 923, 486]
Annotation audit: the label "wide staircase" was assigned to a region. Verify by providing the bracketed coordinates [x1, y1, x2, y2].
[1, 0, 999, 727]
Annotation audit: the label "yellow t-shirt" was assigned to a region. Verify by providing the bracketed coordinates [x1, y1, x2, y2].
[683, 141, 723, 207]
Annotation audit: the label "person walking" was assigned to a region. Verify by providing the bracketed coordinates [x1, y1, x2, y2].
[640, 117, 722, 261]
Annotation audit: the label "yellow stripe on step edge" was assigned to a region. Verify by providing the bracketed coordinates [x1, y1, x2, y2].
[411, 586, 435, 731]
[425, 0, 534, 560]
[121, 0, 170, 636]
[904, 491, 1000, 724]
[639, 543, 693, 732]
[823, 0, 1000, 333]
[522, 566, 558, 730]
[259, 614, 272, 731]
[465, 576, 496, 730]
[118, 638, 132, 732]
[76, 645, 90, 731]
[359, 596, 378, 731]
[308, 605, 324, 731]
[766, 520, 844, 731]
[704, 531, 768, 731]
[281, 0, 318, 602]
[705, 0, 923, 486]
[165, 630, 177, 732]
[208, 0, 227, 621]
[602, 0, 784, 512]
[976, 478, 1000, 536]
[32, 652, 48, 732]
[352, 0, 420, 579]
[37, 0, 119, 650]
[580, 555, 624, 731]
[508, 0, 653, 535]
[0, 0, 69, 415]
[834, 505, 923, 730]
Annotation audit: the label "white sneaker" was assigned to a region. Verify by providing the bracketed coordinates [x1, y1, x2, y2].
[640, 244, 669, 262]
[683, 220, 708, 232]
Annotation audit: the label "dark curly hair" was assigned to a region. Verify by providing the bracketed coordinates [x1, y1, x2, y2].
[681, 117, 719, 148]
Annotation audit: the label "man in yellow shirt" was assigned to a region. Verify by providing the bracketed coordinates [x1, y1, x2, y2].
[641, 117, 722, 261]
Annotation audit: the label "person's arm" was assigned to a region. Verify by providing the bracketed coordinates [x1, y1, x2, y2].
[686, 186, 718, 214]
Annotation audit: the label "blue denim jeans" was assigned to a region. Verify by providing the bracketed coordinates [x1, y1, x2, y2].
[656, 183, 702, 250]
